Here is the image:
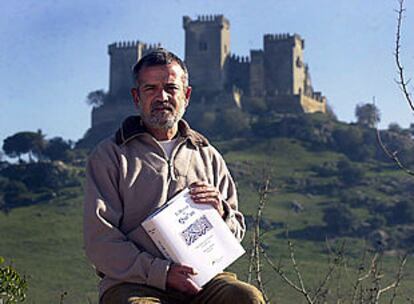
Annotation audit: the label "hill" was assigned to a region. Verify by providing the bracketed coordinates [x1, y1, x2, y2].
[1, 116, 414, 303]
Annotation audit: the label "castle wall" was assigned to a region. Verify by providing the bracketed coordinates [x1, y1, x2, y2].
[291, 36, 306, 96]
[183, 15, 230, 93]
[249, 50, 265, 98]
[266, 94, 304, 113]
[91, 100, 136, 127]
[263, 34, 305, 96]
[300, 93, 327, 113]
[108, 42, 141, 99]
[108, 41, 161, 100]
[225, 54, 250, 93]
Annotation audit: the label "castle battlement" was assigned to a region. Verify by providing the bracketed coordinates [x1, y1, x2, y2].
[108, 41, 161, 54]
[264, 33, 305, 50]
[264, 33, 303, 44]
[108, 41, 141, 52]
[309, 91, 325, 102]
[142, 43, 162, 51]
[229, 53, 250, 63]
[183, 15, 230, 29]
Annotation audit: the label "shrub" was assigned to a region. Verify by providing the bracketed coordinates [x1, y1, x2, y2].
[0, 257, 27, 303]
[337, 160, 365, 186]
[323, 204, 359, 235]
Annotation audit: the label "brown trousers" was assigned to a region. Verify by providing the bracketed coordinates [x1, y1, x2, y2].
[101, 272, 265, 304]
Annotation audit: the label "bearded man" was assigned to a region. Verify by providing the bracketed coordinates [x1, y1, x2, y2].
[84, 49, 264, 304]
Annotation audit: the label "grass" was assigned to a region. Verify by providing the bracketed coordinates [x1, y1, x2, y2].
[1, 137, 414, 303]
[0, 189, 98, 304]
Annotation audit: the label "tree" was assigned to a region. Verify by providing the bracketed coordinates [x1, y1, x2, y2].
[216, 108, 251, 138]
[333, 126, 370, 161]
[86, 89, 107, 108]
[2, 131, 46, 162]
[43, 137, 72, 161]
[388, 122, 403, 134]
[325, 102, 338, 120]
[355, 103, 380, 128]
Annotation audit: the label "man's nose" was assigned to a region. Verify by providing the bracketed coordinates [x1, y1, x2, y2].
[156, 89, 169, 101]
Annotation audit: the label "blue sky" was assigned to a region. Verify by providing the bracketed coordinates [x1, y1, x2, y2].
[1, 0, 413, 144]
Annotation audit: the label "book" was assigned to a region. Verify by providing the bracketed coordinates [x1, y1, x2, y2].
[142, 188, 245, 287]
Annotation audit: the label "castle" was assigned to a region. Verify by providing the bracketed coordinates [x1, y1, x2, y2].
[88, 14, 326, 143]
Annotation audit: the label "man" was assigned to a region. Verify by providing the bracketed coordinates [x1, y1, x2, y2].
[84, 49, 264, 304]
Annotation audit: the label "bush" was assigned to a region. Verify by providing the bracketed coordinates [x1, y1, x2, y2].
[337, 160, 365, 186]
[0, 257, 27, 303]
[323, 204, 359, 235]
[1, 162, 80, 191]
[310, 162, 338, 177]
[216, 108, 251, 139]
[387, 200, 414, 225]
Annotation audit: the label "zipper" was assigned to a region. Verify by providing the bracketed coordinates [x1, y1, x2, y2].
[167, 137, 187, 182]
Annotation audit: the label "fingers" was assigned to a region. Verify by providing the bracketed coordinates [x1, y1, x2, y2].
[189, 182, 219, 198]
[172, 264, 198, 275]
[184, 278, 202, 294]
[167, 264, 201, 295]
[189, 182, 224, 217]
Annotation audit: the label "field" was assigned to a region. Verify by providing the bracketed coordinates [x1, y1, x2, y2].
[1, 137, 413, 303]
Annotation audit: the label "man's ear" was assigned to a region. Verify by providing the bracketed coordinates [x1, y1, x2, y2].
[185, 86, 192, 107]
[131, 88, 140, 108]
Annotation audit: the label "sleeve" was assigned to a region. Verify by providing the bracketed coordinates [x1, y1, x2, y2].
[210, 148, 246, 242]
[83, 144, 170, 290]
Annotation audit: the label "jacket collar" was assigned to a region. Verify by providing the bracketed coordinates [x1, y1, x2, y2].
[115, 116, 209, 148]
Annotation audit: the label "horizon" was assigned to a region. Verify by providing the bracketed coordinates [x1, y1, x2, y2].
[1, 0, 413, 144]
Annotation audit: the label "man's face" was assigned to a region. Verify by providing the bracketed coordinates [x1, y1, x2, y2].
[131, 62, 191, 130]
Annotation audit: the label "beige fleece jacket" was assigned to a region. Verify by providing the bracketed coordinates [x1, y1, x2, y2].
[83, 116, 245, 299]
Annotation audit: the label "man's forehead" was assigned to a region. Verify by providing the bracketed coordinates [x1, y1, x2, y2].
[138, 63, 185, 85]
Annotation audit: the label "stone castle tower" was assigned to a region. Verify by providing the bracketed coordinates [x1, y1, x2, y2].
[183, 15, 230, 93]
[181, 15, 325, 114]
[91, 41, 160, 128]
[83, 14, 326, 147]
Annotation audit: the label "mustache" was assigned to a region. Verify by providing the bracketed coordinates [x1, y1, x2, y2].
[151, 101, 175, 112]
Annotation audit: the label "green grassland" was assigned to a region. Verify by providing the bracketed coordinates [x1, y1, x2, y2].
[1, 137, 414, 303]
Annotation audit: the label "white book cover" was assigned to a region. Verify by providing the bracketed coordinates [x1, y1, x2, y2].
[142, 188, 245, 287]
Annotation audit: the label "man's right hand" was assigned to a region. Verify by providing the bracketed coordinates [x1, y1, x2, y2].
[166, 264, 201, 295]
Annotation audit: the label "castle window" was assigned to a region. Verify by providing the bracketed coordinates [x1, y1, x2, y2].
[199, 42, 208, 51]
[296, 57, 303, 68]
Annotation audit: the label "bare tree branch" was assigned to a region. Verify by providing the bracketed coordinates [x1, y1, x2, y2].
[312, 241, 345, 302]
[394, 0, 414, 112]
[260, 246, 307, 296]
[376, 128, 414, 175]
[287, 239, 313, 303]
[388, 254, 408, 304]
[248, 178, 272, 303]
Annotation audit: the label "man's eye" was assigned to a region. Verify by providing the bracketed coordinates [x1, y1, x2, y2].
[143, 87, 155, 92]
[165, 86, 179, 92]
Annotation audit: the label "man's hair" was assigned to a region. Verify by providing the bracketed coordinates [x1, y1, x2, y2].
[132, 48, 189, 86]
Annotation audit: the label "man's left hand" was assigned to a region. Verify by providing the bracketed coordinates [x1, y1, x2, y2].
[190, 181, 225, 217]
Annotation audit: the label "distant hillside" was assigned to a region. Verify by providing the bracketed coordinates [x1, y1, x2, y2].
[1, 115, 414, 302]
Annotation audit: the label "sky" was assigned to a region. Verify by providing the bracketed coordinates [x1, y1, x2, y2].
[1, 0, 413, 145]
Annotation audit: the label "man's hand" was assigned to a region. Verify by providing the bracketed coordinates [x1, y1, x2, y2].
[166, 264, 201, 295]
[190, 181, 225, 217]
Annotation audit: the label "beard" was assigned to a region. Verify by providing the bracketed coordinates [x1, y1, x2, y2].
[139, 100, 186, 130]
